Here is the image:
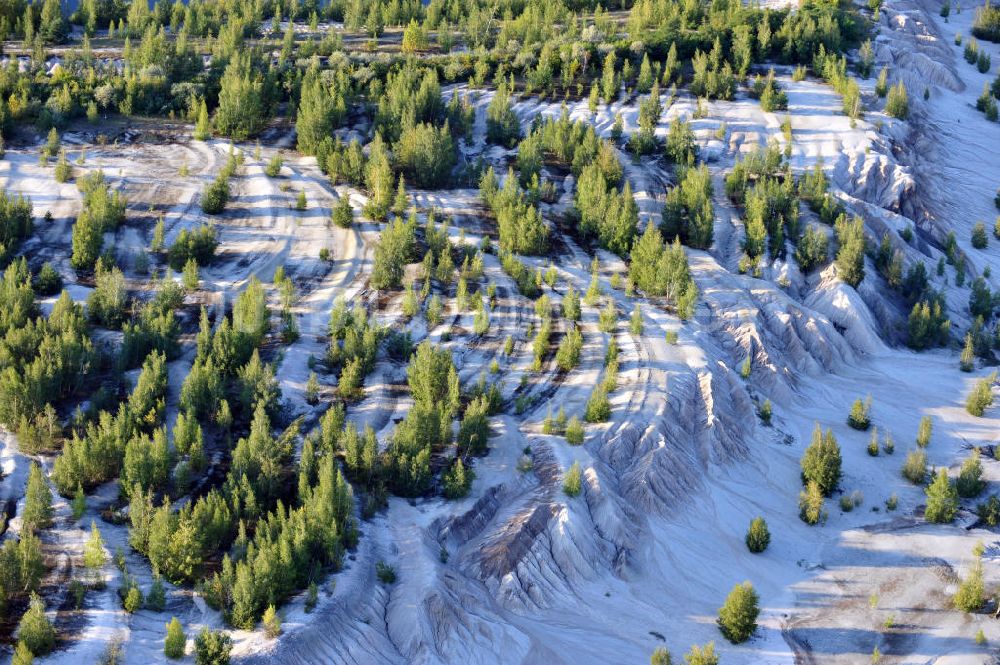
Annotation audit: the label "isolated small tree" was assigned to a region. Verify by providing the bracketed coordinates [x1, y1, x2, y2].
[800, 424, 842, 496]
[953, 556, 984, 612]
[83, 520, 107, 571]
[265, 155, 282, 177]
[565, 416, 585, 445]
[745, 517, 770, 553]
[966, 373, 996, 416]
[295, 190, 307, 211]
[972, 221, 988, 248]
[799, 480, 825, 525]
[563, 461, 582, 497]
[847, 395, 872, 430]
[164, 617, 186, 658]
[960, 333, 975, 372]
[717, 581, 760, 644]
[759, 399, 772, 424]
[305, 372, 320, 405]
[916, 415, 933, 447]
[867, 428, 880, 456]
[630, 305, 644, 335]
[885, 81, 909, 119]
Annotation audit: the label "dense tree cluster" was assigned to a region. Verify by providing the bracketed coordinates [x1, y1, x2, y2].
[629, 223, 697, 319]
[0, 264, 95, 431]
[663, 164, 714, 250]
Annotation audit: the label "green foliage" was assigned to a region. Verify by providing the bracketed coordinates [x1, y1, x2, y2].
[902, 449, 928, 484]
[800, 424, 842, 496]
[194, 628, 231, 665]
[376, 561, 396, 584]
[331, 196, 353, 228]
[651, 646, 672, 665]
[262, 605, 281, 638]
[201, 176, 230, 215]
[555, 324, 583, 371]
[562, 461, 582, 497]
[565, 416, 584, 445]
[885, 81, 909, 119]
[17, 593, 56, 656]
[663, 165, 714, 249]
[683, 643, 719, 665]
[966, 373, 996, 416]
[835, 215, 866, 287]
[22, 463, 53, 533]
[481, 167, 550, 255]
[12, 641, 33, 665]
[957, 450, 985, 498]
[486, 82, 521, 147]
[972, 221, 988, 249]
[395, 122, 456, 188]
[214, 51, 269, 140]
[575, 162, 638, 256]
[629, 224, 697, 319]
[847, 395, 871, 430]
[146, 574, 165, 611]
[907, 299, 950, 349]
[584, 385, 611, 423]
[717, 581, 759, 644]
[954, 556, 985, 612]
[973, 1, 1000, 41]
[33, 262, 63, 296]
[924, 468, 958, 523]
[745, 517, 770, 553]
[371, 216, 416, 289]
[168, 224, 217, 271]
[296, 67, 348, 155]
[164, 617, 186, 658]
[72, 484, 86, 520]
[977, 495, 1000, 526]
[799, 480, 826, 525]
[442, 458, 473, 499]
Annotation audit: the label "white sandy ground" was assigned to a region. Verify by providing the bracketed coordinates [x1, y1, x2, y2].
[1, 0, 1000, 661]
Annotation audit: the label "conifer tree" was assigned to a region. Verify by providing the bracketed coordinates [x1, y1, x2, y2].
[17, 593, 55, 656]
[745, 517, 770, 553]
[800, 424, 842, 495]
[22, 463, 53, 533]
[164, 617, 186, 658]
[953, 555, 984, 612]
[924, 468, 958, 523]
[799, 480, 825, 525]
[717, 581, 759, 643]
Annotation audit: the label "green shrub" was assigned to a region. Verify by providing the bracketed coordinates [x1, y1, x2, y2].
[717, 581, 759, 644]
[563, 461, 582, 497]
[745, 517, 770, 553]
